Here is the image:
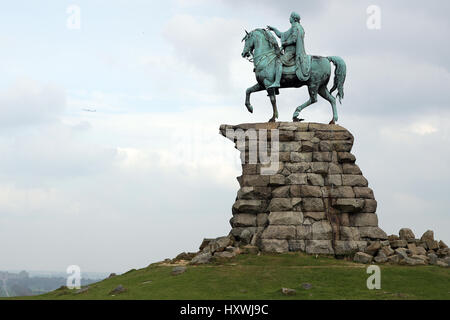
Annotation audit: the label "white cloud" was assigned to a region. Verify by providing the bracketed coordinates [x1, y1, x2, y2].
[377, 192, 447, 241]
[0, 122, 118, 184]
[223, 0, 327, 19]
[340, 113, 450, 243]
[163, 14, 245, 92]
[408, 123, 438, 136]
[0, 87, 248, 271]
[347, 54, 450, 115]
[0, 78, 66, 128]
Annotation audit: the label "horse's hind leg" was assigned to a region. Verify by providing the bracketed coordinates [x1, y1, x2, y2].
[292, 86, 318, 122]
[268, 94, 279, 122]
[245, 83, 263, 113]
[318, 85, 338, 124]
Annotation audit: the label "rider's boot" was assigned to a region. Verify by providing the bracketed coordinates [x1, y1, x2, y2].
[267, 60, 282, 89]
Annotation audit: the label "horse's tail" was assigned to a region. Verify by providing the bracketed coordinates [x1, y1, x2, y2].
[327, 56, 346, 104]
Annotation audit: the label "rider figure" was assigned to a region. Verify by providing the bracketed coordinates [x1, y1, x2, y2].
[267, 12, 311, 89]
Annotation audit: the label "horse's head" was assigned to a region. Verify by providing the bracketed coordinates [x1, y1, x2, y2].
[241, 29, 279, 59]
[241, 29, 254, 58]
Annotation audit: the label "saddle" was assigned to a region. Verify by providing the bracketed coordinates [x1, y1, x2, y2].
[282, 65, 297, 75]
[282, 55, 316, 75]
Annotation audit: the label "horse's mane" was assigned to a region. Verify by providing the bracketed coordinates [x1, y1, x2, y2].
[254, 28, 280, 52]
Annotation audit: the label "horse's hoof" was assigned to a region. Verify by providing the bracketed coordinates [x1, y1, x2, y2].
[329, 120, 335, 125]
[268, 118, 276, 123]
[245, 104, 253, 113]
[293, 117, 304, 122]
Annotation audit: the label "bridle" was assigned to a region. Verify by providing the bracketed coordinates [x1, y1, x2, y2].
[243, 31, 278, 67]
[242, 31, 254, 63]
[253, 50, 277, 67]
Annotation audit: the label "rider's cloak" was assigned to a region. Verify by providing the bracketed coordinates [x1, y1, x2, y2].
[281, 22, 311, 81]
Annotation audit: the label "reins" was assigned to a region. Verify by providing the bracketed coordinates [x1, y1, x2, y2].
[245, 30, 280, 68]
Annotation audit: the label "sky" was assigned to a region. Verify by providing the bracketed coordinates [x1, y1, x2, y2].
[0, 0, 449, 274]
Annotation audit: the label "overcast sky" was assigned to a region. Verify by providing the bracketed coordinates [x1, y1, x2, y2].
[0, 0, 449, 273]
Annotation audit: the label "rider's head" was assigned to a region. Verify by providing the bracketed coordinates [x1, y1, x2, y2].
[290, 12, 301, 23]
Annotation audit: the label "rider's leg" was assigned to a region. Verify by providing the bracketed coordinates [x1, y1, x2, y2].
[268, 60, 282, 89]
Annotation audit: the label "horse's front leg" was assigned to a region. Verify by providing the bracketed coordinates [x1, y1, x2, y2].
[245, 83, 263, 113]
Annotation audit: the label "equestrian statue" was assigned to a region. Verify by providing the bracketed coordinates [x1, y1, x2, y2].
[241, 12, 346, 124]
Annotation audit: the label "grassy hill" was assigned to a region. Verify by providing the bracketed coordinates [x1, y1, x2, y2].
[10, 252, 450, 300]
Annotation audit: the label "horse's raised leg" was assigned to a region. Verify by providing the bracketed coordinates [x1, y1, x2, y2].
[268, 94, 278, 122]
[245, 83, 263, 113]
[292, 86, 318, 122]
[318, 85, 338, 124]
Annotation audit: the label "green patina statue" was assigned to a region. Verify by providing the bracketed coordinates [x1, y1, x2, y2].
[241, 12, 346, 123]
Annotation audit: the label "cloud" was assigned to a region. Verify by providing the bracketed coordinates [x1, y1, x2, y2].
[0, 78, 66, 128]
[339, 112, 450, 243]
[304, 0, 450, 69]
[0, 79, 121, 186]
[163, 14, 247, 92]
[223, 0, 327, 19]
[66, 89, 153, 113]
[0, 85, 248, 271]
[0, 124, 118, 185]
[345, 53, 450, 115]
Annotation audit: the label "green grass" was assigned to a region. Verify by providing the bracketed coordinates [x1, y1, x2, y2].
[9, 253, 450, 300]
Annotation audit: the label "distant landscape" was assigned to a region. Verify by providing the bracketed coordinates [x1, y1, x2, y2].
[0, 270, 107, 297]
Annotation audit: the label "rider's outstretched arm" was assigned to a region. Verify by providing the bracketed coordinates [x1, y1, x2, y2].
[282, 27, 299, 46]
[269, 26, 282, 38]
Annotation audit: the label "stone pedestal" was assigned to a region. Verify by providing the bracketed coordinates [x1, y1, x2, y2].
[220, 122, 387, 255]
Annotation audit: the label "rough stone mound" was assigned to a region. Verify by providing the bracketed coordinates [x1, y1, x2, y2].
[220, 122, 388, 255]
[352, 229, 449, 266]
